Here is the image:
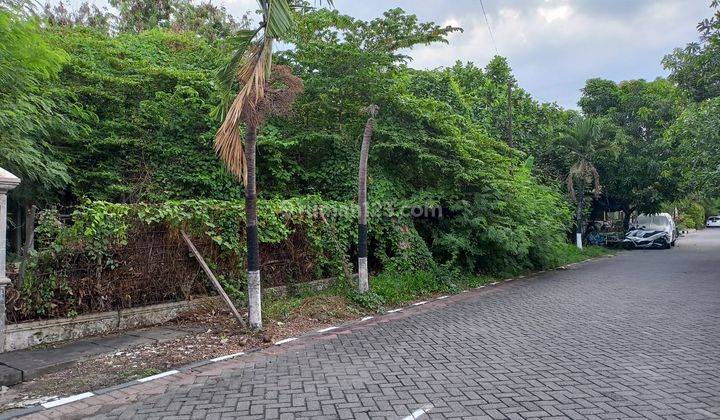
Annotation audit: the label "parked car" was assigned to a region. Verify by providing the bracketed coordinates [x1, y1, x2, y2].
[624, 213, 677, 249]
[708, 216, 720, 228]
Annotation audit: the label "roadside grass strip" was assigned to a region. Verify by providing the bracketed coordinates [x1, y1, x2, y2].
[210, 352, 245, 362]
[402, 404, 434, 420]
[387, 308, 403, 313]
[137, 370, 179, 383]
[41, 392, 94, 409]
[274, 337, 298, 345]
[317, 326, 339, 333]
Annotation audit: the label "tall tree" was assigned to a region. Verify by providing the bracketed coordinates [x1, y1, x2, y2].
[561, 119, 602, 249]
[357, 104, 377, 293]
[214, 0, 330, 330]
[578, 78, 684, 228]
[663, 1, 720, 102]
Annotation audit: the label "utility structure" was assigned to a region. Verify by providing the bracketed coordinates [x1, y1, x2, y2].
[507, 79, 514, 147]
[357, 104, 378, 293]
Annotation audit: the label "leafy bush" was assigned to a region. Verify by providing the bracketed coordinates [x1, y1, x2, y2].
[9, 197, 433, 321]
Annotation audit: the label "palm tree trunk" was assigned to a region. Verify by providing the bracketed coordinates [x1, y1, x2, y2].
[622, 205, 634, 231]
[357, 113, 374, 293]
[245, 125, 262, 329]
[575, 194, 584, 250]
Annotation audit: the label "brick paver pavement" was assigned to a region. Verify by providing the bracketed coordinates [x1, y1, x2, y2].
[19, 230, 720, 419]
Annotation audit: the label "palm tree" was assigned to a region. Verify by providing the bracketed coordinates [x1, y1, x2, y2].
[562, 119, 602, 250]
[357, 104, 378, 293]
[214, 0, 331, 330]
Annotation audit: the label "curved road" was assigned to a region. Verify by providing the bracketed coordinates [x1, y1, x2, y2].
[23, 230, 720, 419]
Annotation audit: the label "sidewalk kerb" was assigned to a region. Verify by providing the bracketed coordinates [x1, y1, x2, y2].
[137, 370, 178, 383]
[41, 392, 94, 409]
[210, 352, 245, 363]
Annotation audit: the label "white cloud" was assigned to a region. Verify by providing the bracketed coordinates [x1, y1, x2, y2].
[538, 4, 572, 23]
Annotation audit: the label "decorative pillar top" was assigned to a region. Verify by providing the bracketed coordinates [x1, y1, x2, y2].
[0, 168, 20, 193]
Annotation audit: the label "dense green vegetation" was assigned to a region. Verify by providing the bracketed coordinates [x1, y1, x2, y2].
[1, 1, 719, 320]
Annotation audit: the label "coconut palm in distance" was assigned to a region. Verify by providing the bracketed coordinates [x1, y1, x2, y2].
[357, 104, 378, 293]
[562, 119, 602, 250]
[214, 0, 331, 330]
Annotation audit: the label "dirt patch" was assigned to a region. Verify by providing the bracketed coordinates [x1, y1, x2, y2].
[0, 295, 369, 412]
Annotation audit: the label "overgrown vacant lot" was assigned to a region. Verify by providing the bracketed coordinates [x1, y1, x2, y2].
[1, 0, 720, 416]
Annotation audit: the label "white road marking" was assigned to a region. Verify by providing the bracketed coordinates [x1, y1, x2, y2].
[274, 337, 298, 345]
[413, 301, 427, 306]
[360, 316, 374, 321]
[387, 308, 403, 313]
[210, 352, 245, 362]
[41, 392, 94, 409]
[317, 326, 339, 333]
[402, 403, 434, 419]
[137, 370, 179, 383]
[436, 295, 449, 300]
[490, 282, 499, 285]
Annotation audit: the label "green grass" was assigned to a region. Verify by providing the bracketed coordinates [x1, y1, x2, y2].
[553, 244, 613, 265]
[254, 244, 614, 319]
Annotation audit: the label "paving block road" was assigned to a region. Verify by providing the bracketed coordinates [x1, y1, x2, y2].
[17, 230, 720, 419]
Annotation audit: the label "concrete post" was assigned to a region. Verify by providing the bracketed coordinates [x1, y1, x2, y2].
[0, 168, 21, 352]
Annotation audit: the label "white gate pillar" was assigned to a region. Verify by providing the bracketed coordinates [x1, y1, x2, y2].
[0, 168, 21, 352]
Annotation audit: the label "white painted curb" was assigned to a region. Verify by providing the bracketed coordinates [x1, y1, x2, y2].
[274, 337, 297, 346]
[210, 352, 245, 362]
[317, 326, 339, 333]
[137, 370, 179, 383]
[42, 392, 94, 409]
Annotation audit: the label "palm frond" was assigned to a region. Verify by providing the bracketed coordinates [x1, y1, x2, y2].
[567, 160, 602, 202]
[215, 0, 334, 184]
[214, 37, 272, 184]
[265, 0, 295, 38]
[218, 28, 262, 93]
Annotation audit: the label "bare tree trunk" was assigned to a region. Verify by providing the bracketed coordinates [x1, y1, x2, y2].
[18, 203, 37, 288]
[14, 201, 21, 256]
[357, 106, 376, 293]
[575, 194, 584, 250]
[245, 126, 262, 330]
[622, 205, 634, 231]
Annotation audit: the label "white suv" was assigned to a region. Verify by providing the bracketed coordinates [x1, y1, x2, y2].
[707, 216, 720, 228]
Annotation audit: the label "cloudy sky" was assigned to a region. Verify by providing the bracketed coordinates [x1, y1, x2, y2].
[218, 0, 710, 108]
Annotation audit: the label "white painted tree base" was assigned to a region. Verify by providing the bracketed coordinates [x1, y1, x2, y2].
[358, 257, 369, 293]
[576, 233, 583, 250]
[248, 270, 262, 329]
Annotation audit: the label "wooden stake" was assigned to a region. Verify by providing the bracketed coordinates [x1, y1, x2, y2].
[181, 230, 247, 329]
